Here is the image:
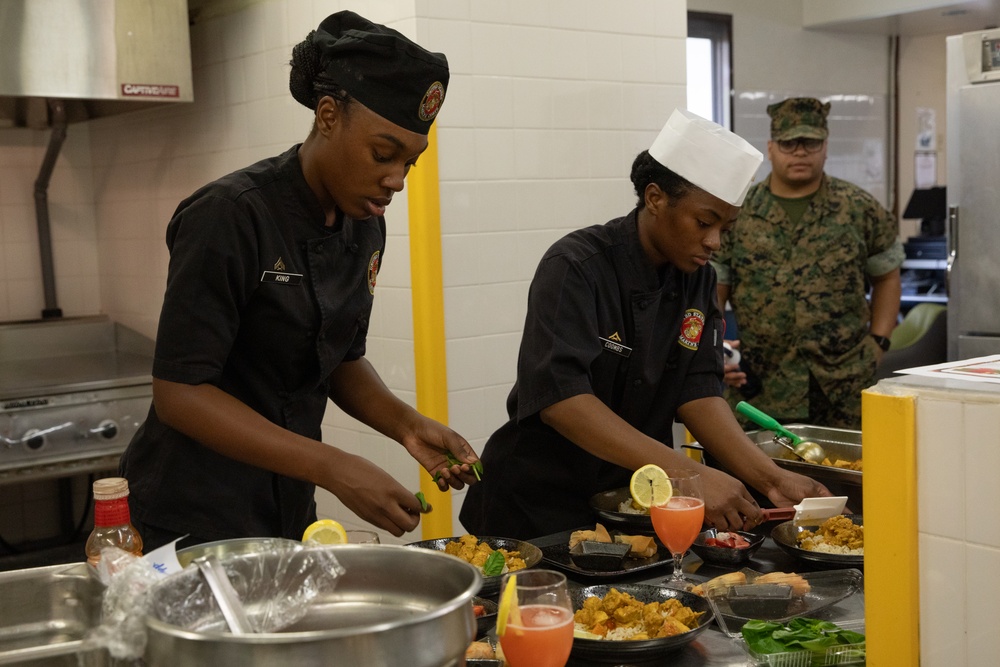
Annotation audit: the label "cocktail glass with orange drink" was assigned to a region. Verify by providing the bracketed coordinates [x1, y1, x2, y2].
[649, 469, 705, 588]
[497, 569, 574, 667]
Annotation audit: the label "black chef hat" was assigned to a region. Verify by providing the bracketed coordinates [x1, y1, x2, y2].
[311, 11, 448, 135]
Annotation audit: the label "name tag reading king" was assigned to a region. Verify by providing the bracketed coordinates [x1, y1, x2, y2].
[260, 271, 303, 285]
[600, 337, 632, 357]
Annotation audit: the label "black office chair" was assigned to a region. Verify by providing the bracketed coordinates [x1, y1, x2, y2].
[874, 304, 947, 380]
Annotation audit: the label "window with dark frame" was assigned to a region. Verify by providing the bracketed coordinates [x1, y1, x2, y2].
[687, 12, 733, 130]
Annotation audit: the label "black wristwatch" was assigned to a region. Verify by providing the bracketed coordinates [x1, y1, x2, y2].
[871, 334, 891, 352]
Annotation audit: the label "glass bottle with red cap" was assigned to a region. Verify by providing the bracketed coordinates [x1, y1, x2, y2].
[85, 477, 143, 566]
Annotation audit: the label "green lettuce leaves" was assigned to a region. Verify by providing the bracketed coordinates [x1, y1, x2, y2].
[742, 617, 865, 662]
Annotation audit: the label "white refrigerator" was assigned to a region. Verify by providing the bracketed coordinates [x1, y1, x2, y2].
[946, 27, 1000, 360]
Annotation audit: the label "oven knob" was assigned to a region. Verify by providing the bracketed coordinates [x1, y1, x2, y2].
[23, 429, 45, 450]
[95, 420, 119, 439]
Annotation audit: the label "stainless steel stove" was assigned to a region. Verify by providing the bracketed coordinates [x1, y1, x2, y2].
[0, 316, 153, 485]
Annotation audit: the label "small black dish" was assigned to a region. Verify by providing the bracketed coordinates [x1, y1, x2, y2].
[568, 541, 631, 571]
[726, 583, 793, 618]
[472, 596, 498, 638]
[689, 529, 765, 567]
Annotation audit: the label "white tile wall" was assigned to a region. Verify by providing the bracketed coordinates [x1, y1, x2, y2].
[904, 385, 1000, 665]
[919, 534, 967, 666]
[916, 397, 965, 541]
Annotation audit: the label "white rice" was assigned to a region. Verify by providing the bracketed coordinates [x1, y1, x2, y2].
[575, 622, 643, 641]
[799, 536, 863, 555]
[617, 500, 649, 515]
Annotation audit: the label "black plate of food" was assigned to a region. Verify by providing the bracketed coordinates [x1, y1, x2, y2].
[689, 528, 766, 567]
[770, 514, 864, 567]
[570, 583, 714, 663]
[405, 535, 542, 598]
[588, 487, 655, 534]
[538, 528, 672, 580]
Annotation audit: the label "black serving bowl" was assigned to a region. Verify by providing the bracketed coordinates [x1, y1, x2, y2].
[689, 529, 765, 567]
[405, 535, 543, 598]
[472, 596, 498, 638]
[569, 583, 714, 663]
[770, 514, 864, 567]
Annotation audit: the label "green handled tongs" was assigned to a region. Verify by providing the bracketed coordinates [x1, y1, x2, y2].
[735, 401, 827, 463]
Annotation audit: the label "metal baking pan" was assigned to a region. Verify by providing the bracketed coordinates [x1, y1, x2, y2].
[0, 563, 106, 666]
[692, 425, 862, 512]
[748, 425, 862, 485]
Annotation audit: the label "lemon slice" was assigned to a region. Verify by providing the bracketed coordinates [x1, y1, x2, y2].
[496, 575, 521, 637]
[573, 628, 602, 640]
[629, 464, 673, 509]
[302, 519, 348, 544]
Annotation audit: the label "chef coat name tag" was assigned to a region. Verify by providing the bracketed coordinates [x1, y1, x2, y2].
[260, 271, 303, 285]
[600, 337, 632, 357]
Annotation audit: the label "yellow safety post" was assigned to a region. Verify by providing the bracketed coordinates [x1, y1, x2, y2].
[406, 124, 452, 539]
[862, 389, 919, 664]
[684, 428, 703, 462]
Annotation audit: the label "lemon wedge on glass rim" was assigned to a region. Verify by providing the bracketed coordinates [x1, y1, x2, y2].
[496, 574, 522, 637]
[629, 464, 673, 509]
[302, 519, 348, 544]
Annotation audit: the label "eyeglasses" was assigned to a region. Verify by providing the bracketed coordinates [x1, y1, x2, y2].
[775, 138, 825, 154]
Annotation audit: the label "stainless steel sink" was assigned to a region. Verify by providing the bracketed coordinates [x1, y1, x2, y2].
[0, 562, 108, 665]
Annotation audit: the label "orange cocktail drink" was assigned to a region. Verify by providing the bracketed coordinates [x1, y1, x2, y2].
[649, 469, 705, 587]
[651, 496, 706, 554]
[499, 604, 574, 667]
[498, 569, 574, 667]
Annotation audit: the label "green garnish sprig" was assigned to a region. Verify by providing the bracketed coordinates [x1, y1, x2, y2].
[482, 550, 505, 577]
[433, 453, 484, 482]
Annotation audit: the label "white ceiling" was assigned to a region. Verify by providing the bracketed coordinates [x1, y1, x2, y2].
[805, 0, 1000, 36]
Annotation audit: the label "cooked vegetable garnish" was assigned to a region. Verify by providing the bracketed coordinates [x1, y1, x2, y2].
[433, 453, 484, 482]
[482, 550, 506, 577]
[415, 491, 432, 513]
[741, 618, 865, 658]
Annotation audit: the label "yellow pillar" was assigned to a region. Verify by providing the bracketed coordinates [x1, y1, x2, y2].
[862, 389, 919, 664]
[407, 125, 453, 539]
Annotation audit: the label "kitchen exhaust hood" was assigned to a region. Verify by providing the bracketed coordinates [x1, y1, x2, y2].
[0, 0, 193, 129]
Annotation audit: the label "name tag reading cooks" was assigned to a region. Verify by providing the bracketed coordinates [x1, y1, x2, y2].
[600, 337, 632, 357]
[261, 271, 303, 285]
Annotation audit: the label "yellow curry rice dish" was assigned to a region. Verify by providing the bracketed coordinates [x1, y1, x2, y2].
[796, 515, 864, 555]
[444, 534, 527, 573]
[574, 588, 704, 640]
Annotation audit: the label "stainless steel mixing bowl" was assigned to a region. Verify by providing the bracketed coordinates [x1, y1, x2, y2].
[145, 542, 481, 667]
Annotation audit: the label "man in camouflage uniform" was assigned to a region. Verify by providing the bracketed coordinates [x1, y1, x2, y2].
[712, 98, 903, 429]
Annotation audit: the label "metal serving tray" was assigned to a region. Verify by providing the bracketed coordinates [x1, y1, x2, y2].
[692, 425, 862, 512]
[0, 563, 107, 666]
[748, 425, 861, 481]
[748, 425, 863, 513]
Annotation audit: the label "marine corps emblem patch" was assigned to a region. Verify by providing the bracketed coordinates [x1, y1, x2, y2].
[678, 308, 705, 350]
[367, 251, 380, 295]
[418, 81, 445, 122]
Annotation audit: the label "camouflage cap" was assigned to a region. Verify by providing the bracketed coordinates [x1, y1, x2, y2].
[767, 97, 830, 141]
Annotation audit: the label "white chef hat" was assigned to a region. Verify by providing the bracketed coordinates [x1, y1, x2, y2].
[648, 109, 763, 206]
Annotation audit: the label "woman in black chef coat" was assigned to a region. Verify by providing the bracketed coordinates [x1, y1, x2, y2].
[120, 11, 478, 550]
[461, 109, 830, 540]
